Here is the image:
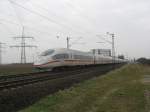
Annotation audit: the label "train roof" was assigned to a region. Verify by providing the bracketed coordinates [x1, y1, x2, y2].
[49, 48, 90, 54]
[41, 48, 126, 61]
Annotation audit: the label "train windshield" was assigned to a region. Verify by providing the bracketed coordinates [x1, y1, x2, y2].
[41, 49, 54, 56]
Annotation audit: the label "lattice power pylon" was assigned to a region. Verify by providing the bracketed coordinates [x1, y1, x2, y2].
[10, 27, 37, 64]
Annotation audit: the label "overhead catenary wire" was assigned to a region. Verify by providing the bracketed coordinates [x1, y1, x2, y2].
[30, 1, 112, 49]
[70, 37, 83, 47]
[62, 0, 96, 27]
[6, 0, 104, 47]
[0, 18, 55, 37]
[1, 1, 85, 38]
[7, 0, 91, 36]
[0, 22, 15, 36]
[96, 34, 112, 44]
[29, 1, 93, 37]
[8, 0, 23, 27]
[5, 0, 109, 50]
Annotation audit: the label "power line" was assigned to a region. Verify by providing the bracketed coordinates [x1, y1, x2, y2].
[8, 0, 23, 27]
[97, 33, 116, 63]
[0, 22, 15, 35]
[56, 35, 71, 49]
[0, 18, 55, 37]
[7, 0, 105, 49]
[70, 37, 84, 48]
[7, 0, 98, 45]
[8, 0, 86, 35]
[10, 26, 37, 64]
[29, 2, 93, 37]
[62, 0, 96, 27]
[57, 36, 84, 49]
[0, 18, 20, 26]
[96, 34, 112, 44]
[0, 42, 6, 64]
[8, 0, 97, 38]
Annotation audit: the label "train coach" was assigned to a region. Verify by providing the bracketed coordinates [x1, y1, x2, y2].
[33, 48, 126, 70]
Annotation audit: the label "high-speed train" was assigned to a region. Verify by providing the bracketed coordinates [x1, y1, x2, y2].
[33, 48, 126, 69]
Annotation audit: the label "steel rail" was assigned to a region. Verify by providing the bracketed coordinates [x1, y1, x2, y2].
[0, 67, 102, 90]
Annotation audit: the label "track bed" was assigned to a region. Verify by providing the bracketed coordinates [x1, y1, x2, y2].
[0, 64, 123, 112]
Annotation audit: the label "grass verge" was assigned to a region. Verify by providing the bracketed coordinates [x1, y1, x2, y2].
[0, 64, 35, 75]
[19, 64, 150, 112]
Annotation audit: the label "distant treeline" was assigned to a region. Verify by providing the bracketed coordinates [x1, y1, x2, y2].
[137, 58, 150, 64]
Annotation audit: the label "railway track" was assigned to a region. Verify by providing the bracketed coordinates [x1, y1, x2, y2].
[0, 66, 107, 91]
[0, 71, 52, 81]
[0, 64, 123, 112]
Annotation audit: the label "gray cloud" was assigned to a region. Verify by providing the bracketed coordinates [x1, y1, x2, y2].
[0, 0, 150, 63]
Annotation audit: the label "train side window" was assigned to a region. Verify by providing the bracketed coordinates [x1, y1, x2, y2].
[74, 55, 92, 60]
[53, 54, 69, 60]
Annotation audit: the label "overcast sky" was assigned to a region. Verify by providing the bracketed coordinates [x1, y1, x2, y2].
[0, 0, 150, 63]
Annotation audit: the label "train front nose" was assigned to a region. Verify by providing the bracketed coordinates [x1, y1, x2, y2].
[33, 56, 47, 67]
[33, 49, 55, 68]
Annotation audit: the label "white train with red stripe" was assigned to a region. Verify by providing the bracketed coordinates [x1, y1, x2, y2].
[34, 48, 126, 69]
